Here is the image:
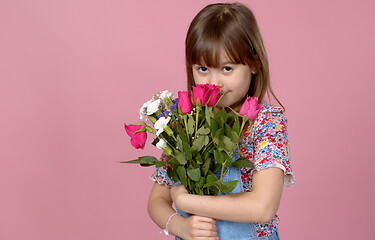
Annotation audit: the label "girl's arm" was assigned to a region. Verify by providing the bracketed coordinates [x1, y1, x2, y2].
[147, 182, 219, 239]
[171, 167, 284, 223]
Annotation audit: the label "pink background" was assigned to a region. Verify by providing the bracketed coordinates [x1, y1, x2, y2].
[1, 0, 374, 239]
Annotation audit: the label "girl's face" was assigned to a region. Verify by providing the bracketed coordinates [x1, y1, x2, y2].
[192, 50, 256, 111]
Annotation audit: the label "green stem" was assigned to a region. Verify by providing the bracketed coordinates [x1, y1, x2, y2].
[194, 106, 201, 140]
[239, 120, 246, 135]
[201, 140, 213, 155]
[183, 115, 189, 141]
[220, 162, 225, 180]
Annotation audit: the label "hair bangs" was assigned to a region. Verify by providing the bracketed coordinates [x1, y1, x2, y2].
[187, 20, 251, 68]
[188, 31, 222, 68]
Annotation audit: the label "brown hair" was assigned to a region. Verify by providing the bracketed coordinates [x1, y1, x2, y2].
[185, 2, 284, 110]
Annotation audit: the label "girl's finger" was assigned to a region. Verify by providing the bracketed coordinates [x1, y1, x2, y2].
[195, 236, 219, 240]
[194, 215, 217, 223]
[193, 229, 217, 238]
[195, 222, 217, 231]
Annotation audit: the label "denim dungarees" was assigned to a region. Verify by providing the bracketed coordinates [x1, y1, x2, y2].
[173, 148, 280, 240]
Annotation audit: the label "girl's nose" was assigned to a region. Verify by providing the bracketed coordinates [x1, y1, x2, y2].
[209, 73, 223, 87]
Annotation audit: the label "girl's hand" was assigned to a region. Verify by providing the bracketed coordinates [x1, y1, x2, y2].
[170, 184, 189, 209]
[174, 215, 218, 240]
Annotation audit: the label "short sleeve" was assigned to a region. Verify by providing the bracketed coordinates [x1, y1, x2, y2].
[251, 106, 296, 187]
[149, 153, 173, 187]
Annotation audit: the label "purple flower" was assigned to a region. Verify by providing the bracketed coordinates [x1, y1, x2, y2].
[171, 104, 177, 110]
[173, 98, 179, 104]
[157, 113, 164, 119]
[158, 111, 171, 119]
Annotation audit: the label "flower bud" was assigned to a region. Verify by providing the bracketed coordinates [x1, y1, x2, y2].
[163, 145, 173, 156]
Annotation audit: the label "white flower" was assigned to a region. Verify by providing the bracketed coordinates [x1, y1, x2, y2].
[146, 99, 162, 115]
[139, 101, 151, 120]
[156, 138, 166, 150]
[160, 90, 175, 100]
[154, 116, 171, 136]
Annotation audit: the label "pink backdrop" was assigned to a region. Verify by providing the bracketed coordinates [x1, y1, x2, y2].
[1, 0, 374, 239]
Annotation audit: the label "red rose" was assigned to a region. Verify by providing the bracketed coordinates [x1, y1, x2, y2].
[239, 97, 265, 122]
[124, 124, 147, 149]
[192, 84, 221, 106]
[178, 91, 193, 114]
[206, 84, 221, 107]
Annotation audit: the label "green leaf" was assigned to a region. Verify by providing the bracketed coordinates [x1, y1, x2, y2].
[226, 112, 236, 123]
[175, 152, 187, 165]
[192, 135, 209, 152]
[213, 163, 222, 173]
[224, 123, 232, 138]
[195, 176, 205, 188]
[182, 142, 192, 161]
[168, 157, 181, 166]
[176, 166, 187, 187]
[214, 108, 227, 127]
[232, 158, 254, 168]
[220, 180, 238, 193]
[176, 135, 183, 150]
[214, 150, 223, 164]
[205, 105, 214, 126]
[203, 135, 209, 145]
[188, 178, 195, 189]
[214, 150, 229, 165]
[197, 127, 210, 135]
[225, 157, 232, 167]
[196, 153, 203, 165]
[198, 109, 206, 128]
[187, 115, 195, 135]
[203, 148, 212, 159]
[233, 117, 240, 134]
[213, 128, 224, 145]
[231, 130, 240, 144]
[210, 119, 219, 133]
[173, 118, 189, 144]
[167, 166, 179, 182]
[155, 160, 167, 168]
[187, 168, 201, 181]
[120, 156, 158, 167]
[201, 157, 211, 176]
[204, 174, 217, 187]
[222, 135, 234, 153]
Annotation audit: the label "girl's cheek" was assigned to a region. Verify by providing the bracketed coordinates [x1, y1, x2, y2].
[194, 77, 207, 85]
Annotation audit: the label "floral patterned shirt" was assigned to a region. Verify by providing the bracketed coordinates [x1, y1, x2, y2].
[150, 105, 295, 237]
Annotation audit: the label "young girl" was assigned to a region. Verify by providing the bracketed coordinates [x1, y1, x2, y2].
[148, 3, 295, 240]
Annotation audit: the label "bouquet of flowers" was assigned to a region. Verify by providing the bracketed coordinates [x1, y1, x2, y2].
[122, 84, 264, 195]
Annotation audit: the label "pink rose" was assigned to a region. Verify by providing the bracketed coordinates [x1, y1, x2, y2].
[178, 91, 193, 114]
[192, 84, 209, 106]
[206, 84, 220, 107]
[124, 123, 147, 149]
[239, 97, 265, 122]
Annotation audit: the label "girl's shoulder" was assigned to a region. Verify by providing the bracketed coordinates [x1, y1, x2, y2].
[254, 103, 287, 129]
[258, 102, 285, 115]
[241, 103, 287, 141]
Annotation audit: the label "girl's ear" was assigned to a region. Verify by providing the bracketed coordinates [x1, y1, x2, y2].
[251, 68, 257, 74]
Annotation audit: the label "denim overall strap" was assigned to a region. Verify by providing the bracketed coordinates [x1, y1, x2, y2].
[211, 147, 258, 239]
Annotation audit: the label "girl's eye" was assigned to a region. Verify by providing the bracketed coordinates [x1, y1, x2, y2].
[223, 66, 232, 73]
[197, 67, 208, 73]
